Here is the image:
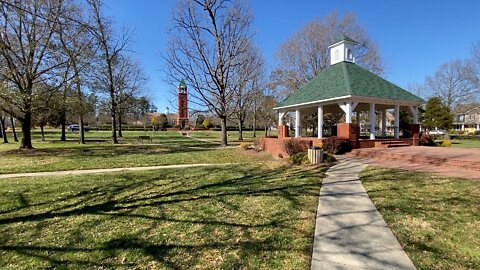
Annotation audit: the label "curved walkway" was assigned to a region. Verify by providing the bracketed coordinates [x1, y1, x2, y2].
[311, 157, 416, 270]
[0, 163, 232, 179]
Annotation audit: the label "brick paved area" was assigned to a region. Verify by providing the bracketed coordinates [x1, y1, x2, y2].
[347, 146, 480, 179]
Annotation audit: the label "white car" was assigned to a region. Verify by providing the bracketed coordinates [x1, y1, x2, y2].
[68, 124, 90, 132]
[428, 129, 445, 135]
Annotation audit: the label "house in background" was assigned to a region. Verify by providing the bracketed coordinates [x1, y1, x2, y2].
[452, 103, 480, 133]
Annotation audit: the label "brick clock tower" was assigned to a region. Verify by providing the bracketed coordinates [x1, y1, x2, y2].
[177, 79, 189, 129]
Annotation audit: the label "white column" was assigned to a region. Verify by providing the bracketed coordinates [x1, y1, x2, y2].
[339, 102, 358, 124]
[346, 103, 352, 123]
[461, 124, 465, 131]
[477, 124, 479, 131]
[317, 105, 324, 139]
[409, 106, 419, 124]
[278, 111, 285, 126]
[295, 109, 301, 138]
[369, 103, 376, 140]
[413, 107, 418, 125]
[381, 109, 387, 137]
[394, 105, 400, 139]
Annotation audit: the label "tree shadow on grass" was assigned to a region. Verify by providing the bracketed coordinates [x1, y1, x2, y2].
[0, 165, 327, 269]
[0, 142, 224, 160]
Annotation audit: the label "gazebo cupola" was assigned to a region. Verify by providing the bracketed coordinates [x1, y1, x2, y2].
[329, 35, 358, 65]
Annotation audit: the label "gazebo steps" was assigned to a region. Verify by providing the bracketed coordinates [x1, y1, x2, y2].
[376, 140, 411, 148]
[347, 148, 480, 172]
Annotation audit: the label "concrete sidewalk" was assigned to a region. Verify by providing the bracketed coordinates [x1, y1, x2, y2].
[311, 158, 416, 270]
[0, 163, 231, 179]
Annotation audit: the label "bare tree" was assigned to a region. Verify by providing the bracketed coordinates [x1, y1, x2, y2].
[10, 115, 17, 142]
[270, 11, 384, 98]
[258, 93, 277, 137]
[0, 0, 67, 148]
[425, 60, 476, 110]
[407, 82, 426, 99]
[87, 0, 130, 144]
[164, 0, 254, 146]
[466, 41, 480, 91]
[55, 55, 74, 141]
[58, 7, 95, 144]
[231, 43, 264, 141]
[113, 55, 146, 137]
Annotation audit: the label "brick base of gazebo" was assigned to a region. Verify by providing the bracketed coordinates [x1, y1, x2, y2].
[262, 124, 419, 157]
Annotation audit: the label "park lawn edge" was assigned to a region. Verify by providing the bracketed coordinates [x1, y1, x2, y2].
[359, 166, 480, 270]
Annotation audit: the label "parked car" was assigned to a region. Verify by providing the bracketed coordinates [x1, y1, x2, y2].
[68, 125, 90, 132]
[428, 129, 445, 135]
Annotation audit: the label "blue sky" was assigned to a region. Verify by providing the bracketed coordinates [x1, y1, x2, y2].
[103, 0, 480, 112]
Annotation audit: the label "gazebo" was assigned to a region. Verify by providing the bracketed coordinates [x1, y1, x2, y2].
[267, 36, 424, 155]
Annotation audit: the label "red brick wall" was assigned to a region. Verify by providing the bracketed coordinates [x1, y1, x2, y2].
[278, 125, 289, 139]
[261, 137, 324, 157]
[408, 124, 420, 146]
[262, 136, 416, 157]
[337, 123, 360, 149]
[359, 140, 376, 148]
[400, 138, 413, 145]
[337, 123, 360, 140]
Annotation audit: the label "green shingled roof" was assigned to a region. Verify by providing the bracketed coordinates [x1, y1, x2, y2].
[275, 62, 424, 108]
[334, 34, 358, 44]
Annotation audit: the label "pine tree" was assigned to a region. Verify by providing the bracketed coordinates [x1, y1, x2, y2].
[425, 97, 453, 137]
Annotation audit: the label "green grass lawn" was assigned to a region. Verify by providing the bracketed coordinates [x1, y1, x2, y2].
[0, 164, 326, 269]
[0, 130, 268, 174]
[188, 130, 277, 144]
[451, 139, 480, 148]
[360, 167, 480, 270]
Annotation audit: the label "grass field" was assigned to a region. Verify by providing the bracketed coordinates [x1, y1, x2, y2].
[451, 139, 480, 148]
[360, 167, 480, 270]
[0, 130, 271, 174]
[0, 164, 327, 269]
[8, 129, 478, 269]
[188, 130, 276, 143]
[0, 128, 331, 268]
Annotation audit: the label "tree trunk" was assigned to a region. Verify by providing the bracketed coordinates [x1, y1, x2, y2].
[0, 117, 8, 143]
[253, 104, 257, 138]
[10, 116, 18, 142]
[111, 113, 118, 143]
[238, 118, 244, 141]
[265, 124, 268, 137]
[110, 94, 118, 144]
[118, 113, 123, 138]
[60, 109, 66, 141]
[73, 68, 86, 144]
[20, 111, 33, 149]
[220, 116, 228, 146]
[40, 125, 45, 141]
[79, 115, 85, 144]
